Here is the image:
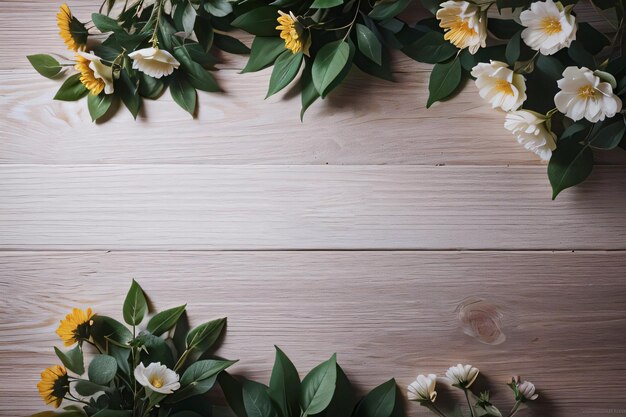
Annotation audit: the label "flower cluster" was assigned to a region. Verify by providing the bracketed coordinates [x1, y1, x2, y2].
[408, 364, 539, 416]
[37, 280, 233, 415]
[28, 0, 249, 120]
[406, 0, 625, 197]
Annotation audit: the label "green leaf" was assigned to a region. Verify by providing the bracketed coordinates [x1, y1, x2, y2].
[168, 359, 237, 403]
[568, 40, 595, 69]
[505, 31, 521, 65]
[175, 1, 197, 34]
[123, 279, 148, 326]
[269, 346, 301, 417]
[232, 7, 279, 37]
[548, 141, 594, 199]
[311, 0, 344, 8]
[353, 379, 397, 417]
[54, 346, 84, 375]
[589, 117, 626, 150]
[577, 22, 609, 55]
[75, 379, 108, 396]
[267, 51, 303, 98]
[54, 74, 88, 101]
[146, 304, 186, 336]
[219, 372, 249, 417]
[91, 13, 122, 33]
[186, 317, 226, 356]
[204, 0, 233, 17]
[90, 316, 132, 376]
[369, 0, 411, 20]
[118, 69, 141, 119]
[314, 365, 354, 417]
[88, 354, 118, 385]
[170, 72, 197, 116]
[214, 33, 251, 55]
[173, 45, 221, 92]
[87, 93, 112, 122]
[312, 40, 351, 96]
[300, 62, 319, 121]
[300, 354, 337, 416]
[243, 37, 286, 73]
[427, 57, 462, 108]
[356, 24, 382, 66]
[27, 54, 62, 79]
[134, 333, 175, 368]
[535, 54, 565, 80]
[402, 31, 457, 64]
[488, 18, 523, 39]
[243, 381, 277, 417]
[92, 411, 132, 417]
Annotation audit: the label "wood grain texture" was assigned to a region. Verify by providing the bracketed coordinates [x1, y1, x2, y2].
[1, 251, 625, 416]
[1, 164, 625, 250]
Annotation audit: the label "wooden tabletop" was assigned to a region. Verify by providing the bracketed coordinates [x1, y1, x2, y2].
[1, 1, 625, 416]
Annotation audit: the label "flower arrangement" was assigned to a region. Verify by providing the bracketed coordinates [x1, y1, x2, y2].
[28, 0, 249, 119]
[36, 279, 234, 416]
[404, 0, 625, 197]
[407, 364, 539, 417]
[28, 0, 625, 196]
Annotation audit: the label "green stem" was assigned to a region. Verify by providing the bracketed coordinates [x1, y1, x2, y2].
[173, 348, 190, 371]
[426, 403, 450, 417]
[464, 389, 476, 417]
[508, 400, 522, 417]
[340, 0, 362, 42]
[148, 0, 164, 48]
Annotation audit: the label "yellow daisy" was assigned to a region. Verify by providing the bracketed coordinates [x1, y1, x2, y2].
[37, 365, 69, 408]
[57, 3, 87, 52]
[56, 307, 95, 346]
[276, 11, 308, 54]
[75, 54, 105, 95]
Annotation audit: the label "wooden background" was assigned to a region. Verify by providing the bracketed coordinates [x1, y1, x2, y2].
[1, 1, 625, 416]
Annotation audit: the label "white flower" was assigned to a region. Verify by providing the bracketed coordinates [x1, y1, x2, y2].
[128, 47, 180, 79]
[77, 51, 114, 94]
[555, 66, 622, 122]
[407, 374, 437, 403]
[471, 61, 527, 111]
[134, 362, 180, 394]
[504, 110, 557, 161]
[446, 364, 479, 389]
[517, 380, 539, 401]
[436, 1, 487, 54]
[520, 0, 577, 55]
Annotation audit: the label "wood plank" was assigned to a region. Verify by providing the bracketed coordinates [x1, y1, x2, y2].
[1, 164, 625, 250]
[0, 250, 624, 416]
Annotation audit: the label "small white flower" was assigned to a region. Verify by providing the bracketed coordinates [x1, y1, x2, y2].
[504, 110, 556, 161]
[134, 362, 180, 394]
[517, 380, 539, 401]
[471, 61, 527, 111]
[446, 364, 479, 389]
[520, 0, 577, 55]
[555, 66, 622, 122]
[77, 51, 114, 94]
[407, 374, 437, 403]
[128, 47, 180, 79]
[436, 1, 487, 54]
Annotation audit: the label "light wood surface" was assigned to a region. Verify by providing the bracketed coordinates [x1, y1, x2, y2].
[1, 1, 625, 417]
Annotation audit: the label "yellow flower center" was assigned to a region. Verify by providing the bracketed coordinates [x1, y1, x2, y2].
[495, 79, 514, 95]
[540, 17, 562, 35]
[150, 376, 164, 388]
[444, 19, 477, 48]
[577, 85, 598, 99]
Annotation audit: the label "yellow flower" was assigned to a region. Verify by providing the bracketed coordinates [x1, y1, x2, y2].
[56, 307, 94, 346]
[75, 54, 105, 95]
[37, 365, 69, 408]
[57, 3, 87, 52]
[276, 11, 309, 54]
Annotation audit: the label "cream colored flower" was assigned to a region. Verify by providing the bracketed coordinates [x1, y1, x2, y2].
[76, 52, 114, 95]
[407, 374, 437, 403]
[134, 362, 180, 394]
[517, 380, 539, 401]
[436, 0, 487, 54]
[555, 66, 622, 122]
[471, 61, 527, 111]
[520, 0, 576, 55]
[446, 364, 479, 388]
[504, 110, 556, 161]
[128, 47, 180, 79]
